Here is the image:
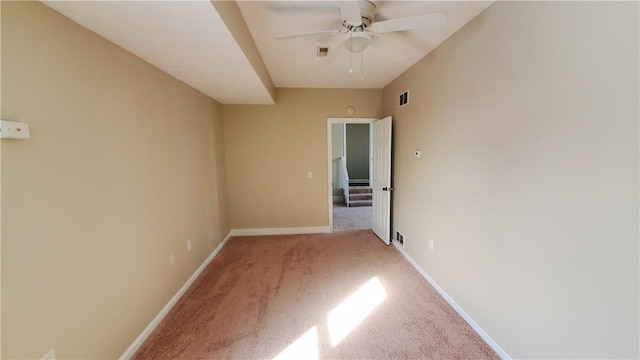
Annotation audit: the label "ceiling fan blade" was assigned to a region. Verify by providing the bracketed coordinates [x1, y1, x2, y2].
[371, 13, 446, 33]
[323, 35, 347, 65]
[370, 32, 418, 57]
[337, 1, 361, 26]
[274, 30, 340, 41]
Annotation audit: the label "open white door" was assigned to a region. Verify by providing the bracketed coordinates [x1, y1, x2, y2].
[372, 116, 392, 244]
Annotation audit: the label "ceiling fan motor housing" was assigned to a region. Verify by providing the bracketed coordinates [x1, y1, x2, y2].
[343, 0, 376, 28]
[359, 0, 377, 26]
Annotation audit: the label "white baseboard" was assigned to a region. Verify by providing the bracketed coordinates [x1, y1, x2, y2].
[230, 226, 331, 236]
[120, 232, 233, 359]
[391, 241, 511, 360]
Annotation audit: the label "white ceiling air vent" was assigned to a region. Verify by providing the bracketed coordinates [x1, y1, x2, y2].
[399, 90, 409, 107]
[317, 47, 329, 57]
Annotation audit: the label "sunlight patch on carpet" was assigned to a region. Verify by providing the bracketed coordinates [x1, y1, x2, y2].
[327, 276, 387, 347]
[273, 326, 319, 360]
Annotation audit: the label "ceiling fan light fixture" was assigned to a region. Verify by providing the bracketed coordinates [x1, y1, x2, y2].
[344, 32, 370, 53]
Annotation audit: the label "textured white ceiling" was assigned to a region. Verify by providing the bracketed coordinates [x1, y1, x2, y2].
[43, 1, 493, 104]
[43, 0, 275, 104]
[237, 1, 493, 89]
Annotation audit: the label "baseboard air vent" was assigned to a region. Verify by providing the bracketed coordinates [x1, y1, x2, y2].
[395, 230, 405, 247]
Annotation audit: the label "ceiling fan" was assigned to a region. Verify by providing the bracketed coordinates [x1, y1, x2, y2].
[274, 0, 446, 54]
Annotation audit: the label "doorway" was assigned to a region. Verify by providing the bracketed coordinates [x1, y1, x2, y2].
[327, 118, 376, 232]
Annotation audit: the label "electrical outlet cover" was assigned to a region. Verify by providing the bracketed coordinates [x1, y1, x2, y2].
[41, 349, 56, 360]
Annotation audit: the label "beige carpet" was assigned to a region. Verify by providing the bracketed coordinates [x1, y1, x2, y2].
[133, 231, 498, 359]
[333, 202, 373, 231]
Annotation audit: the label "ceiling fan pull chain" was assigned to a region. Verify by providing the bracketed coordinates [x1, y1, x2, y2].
[360, 51, 364, 80]
[349, 33, 354, 73]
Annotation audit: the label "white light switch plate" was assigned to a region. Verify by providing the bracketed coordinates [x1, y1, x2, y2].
[0, 120, 30, 139]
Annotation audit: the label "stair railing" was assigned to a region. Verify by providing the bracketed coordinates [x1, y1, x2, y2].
[340, 156, 350, 207]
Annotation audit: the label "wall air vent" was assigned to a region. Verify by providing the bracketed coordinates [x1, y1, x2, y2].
[399, 90, 409, 107]
[395, 230, 405, 247]
[317, 47, 329, 57]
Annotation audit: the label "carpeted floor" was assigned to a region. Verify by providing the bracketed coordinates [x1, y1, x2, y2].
[333, 202, 372, 231]
[133, 231, 499, 360]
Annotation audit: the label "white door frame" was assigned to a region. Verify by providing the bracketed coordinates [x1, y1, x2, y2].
[327, 117, 377, 231]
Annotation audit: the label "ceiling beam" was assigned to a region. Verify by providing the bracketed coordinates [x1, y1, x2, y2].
[211, 1, 276, 104]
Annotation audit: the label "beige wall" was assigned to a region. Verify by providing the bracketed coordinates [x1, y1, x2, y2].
[223, 88, 382, 229]
[1, 2, 228, 358]
[383, 1, 639, 358]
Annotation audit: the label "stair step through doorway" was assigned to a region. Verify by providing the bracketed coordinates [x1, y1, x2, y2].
[347, 185, 373, 207]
